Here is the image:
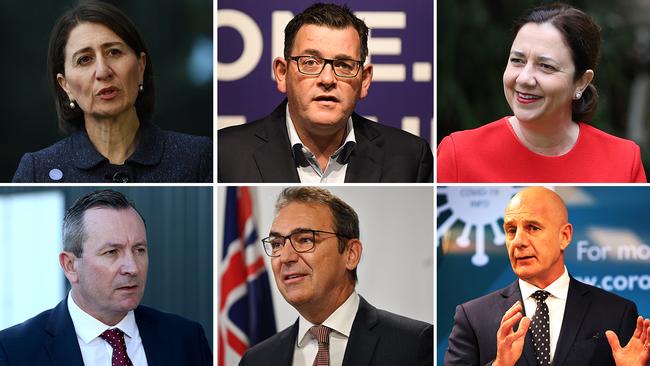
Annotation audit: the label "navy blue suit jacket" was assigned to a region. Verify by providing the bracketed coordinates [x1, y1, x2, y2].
[12, 122, 212, 183]
[0, 299, 212, 365]
[239, 296, 433, 366]
[218, 101, 433, 183]
[445, 277, 638, 366]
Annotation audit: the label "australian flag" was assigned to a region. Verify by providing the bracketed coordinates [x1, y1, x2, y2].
[219, 187, 277, 366]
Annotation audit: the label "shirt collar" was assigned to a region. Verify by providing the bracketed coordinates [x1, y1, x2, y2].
[67, 291, 138, 344]
[285, 104, 356, 167]
[71, 121, 164, 169]
[519, 266, 570, 301]
[296, 291, 360, 348]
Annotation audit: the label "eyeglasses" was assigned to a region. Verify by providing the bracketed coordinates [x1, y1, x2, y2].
[261, 229, 348, 257]
[288, 55, 363, 78]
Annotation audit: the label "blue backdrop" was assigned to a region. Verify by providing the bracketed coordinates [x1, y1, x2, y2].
[437, 186, 650, 364]
[217, 0, 433, 142]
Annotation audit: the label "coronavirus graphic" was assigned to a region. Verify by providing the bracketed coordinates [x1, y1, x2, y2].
[437, 187, 521, 266]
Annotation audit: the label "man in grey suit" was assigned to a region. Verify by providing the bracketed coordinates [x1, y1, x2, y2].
[240, 187, 432, 366]
[445, 187, 650, 366]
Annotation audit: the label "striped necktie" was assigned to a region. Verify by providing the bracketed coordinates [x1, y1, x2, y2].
[309, 325, 332, 366]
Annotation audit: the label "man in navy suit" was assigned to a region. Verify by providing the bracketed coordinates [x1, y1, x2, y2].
[0, 190, 211, 365]
[218, 3, 433, 183]
[445, 187, 650, 366]
[240, 187, 432, 366]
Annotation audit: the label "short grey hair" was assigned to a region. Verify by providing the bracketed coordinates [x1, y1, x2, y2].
[63, 190, 144, 257]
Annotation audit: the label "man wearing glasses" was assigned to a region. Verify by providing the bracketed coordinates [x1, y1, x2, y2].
[218, 3, 433, 183]
[239, 187, 433, 366]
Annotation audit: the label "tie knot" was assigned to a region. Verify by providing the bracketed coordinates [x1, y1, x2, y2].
[309, 325, 332, 344]
[100, 328, 126, 350]
[532, 290, 550, 303]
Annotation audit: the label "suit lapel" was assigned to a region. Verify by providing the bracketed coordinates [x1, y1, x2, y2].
[276, 320, 299, 366]
[499, 282, 533, 366]
[252, 101, 300, 182]
[136, 306, 168, 365]
[341, 296, 380, 366]
[345, 115, 383, 182]
[44, 299, 85, 366]
[552, 277, 590, 366]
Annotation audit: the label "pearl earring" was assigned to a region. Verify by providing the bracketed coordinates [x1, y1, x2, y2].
[139, 84, 143, 91]
[575, 91, 582, 99]
[69, 100, 76, 109]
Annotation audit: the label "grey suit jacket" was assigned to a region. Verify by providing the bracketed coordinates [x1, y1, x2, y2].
[239, 296, 433, 366]
[218, 100, 433, 183]
[445, 277, 638, 366]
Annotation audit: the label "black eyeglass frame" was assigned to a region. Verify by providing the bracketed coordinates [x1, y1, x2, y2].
[261, 229, 350, 257]
[287, 55, 364, 78]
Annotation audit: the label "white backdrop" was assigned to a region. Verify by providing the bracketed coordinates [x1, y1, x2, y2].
[217, 186, 434, 331]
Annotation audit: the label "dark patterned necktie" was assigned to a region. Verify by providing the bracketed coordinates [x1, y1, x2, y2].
[531, 290, 551, 366]
[100, 328, 134, 366]
[309, 325, 332, 366]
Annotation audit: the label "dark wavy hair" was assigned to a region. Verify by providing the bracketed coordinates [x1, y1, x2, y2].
[514, 3, 601, 122]
[47, 1, 155, 133]
[283, 3, 369, 62]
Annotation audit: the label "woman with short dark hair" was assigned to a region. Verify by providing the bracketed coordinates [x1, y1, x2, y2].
[13, 1, 212, 183]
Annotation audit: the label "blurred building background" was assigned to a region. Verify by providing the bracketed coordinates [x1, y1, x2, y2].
[0, 0, 213, 182]
[438, 0, 650, 172]
[0, 186, 213, 349]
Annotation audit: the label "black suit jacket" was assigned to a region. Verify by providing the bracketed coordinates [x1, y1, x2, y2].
[444, 277, 638, 366]
[12, 122, 213, 183]
[218, 101, 433, 183]
[0, 299, 212, 365]
[239, 296, 433, 366]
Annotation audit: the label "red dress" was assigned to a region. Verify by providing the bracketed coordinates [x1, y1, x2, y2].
[437, 117, 646, 183]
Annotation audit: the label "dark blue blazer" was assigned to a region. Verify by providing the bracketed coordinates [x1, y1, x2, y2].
[218, 101, 433, 183]
[445, 277, 638, 366]
[239, 296, 433, 366]
[0, 299, 212, 366]
[12, 122, 212, 183]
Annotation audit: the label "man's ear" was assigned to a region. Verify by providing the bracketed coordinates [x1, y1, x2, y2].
[273, 57, 288, 94]
[559, 223, 573, 252]
[345, 239, 362, 271]
[358, 63, 373, 99]
[60, 251, 79, 284]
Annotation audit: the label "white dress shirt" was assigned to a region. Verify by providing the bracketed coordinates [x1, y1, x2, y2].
[292, 291, 360, 366]
[67, 292, 148, 366]
[286, 105, 356, 183]
[519, 267, 570, 363]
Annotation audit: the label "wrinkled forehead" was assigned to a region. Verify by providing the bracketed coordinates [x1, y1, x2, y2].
[292, 24, 361, 59]
[272, 202, 334, 233]
[504, 189, 567, 224]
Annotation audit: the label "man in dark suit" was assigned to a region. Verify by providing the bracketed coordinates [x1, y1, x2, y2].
[218, 3, 433, 183]
[0, 190, 211, 365]
[445, 187, 650, 366]
[240, 187, 433, 366]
